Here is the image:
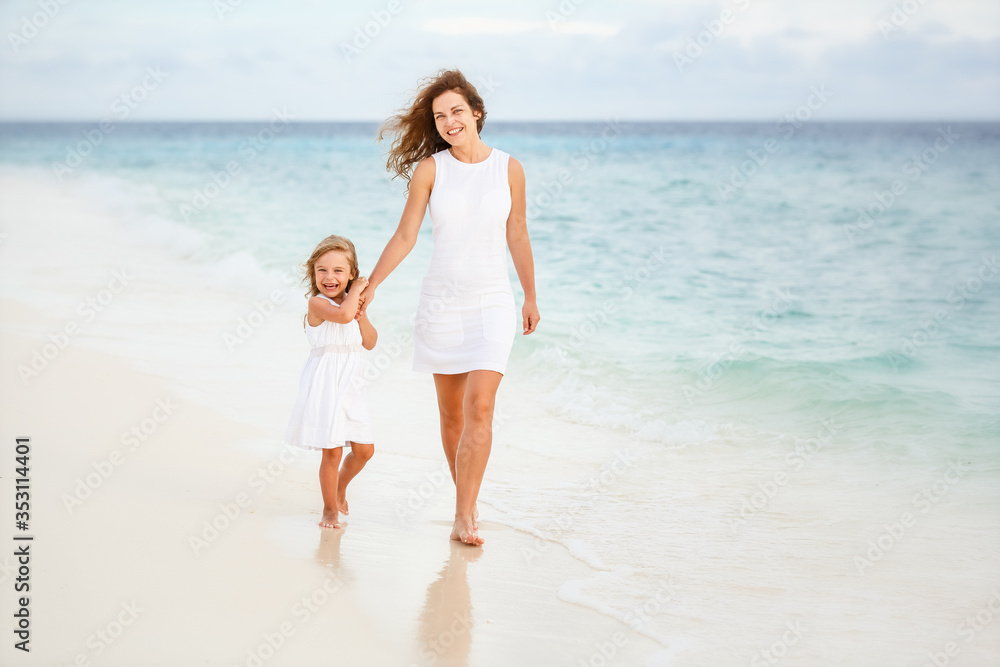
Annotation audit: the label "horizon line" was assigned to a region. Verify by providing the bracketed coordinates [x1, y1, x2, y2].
[1, 118, 998, 124]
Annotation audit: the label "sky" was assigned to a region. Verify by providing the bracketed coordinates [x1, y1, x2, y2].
[1, 0, 998, 121]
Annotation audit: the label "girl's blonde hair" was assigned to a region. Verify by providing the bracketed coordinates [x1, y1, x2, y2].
[300, 234, 359, 296]
[379, 69, 487, 186]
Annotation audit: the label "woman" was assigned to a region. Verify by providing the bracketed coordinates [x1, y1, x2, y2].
[359, 69, 539, 546]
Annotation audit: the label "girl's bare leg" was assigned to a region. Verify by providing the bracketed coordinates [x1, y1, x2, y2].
[337, 442, 375, 515]
[451, 370, 502, 546]
[319, 447, 344, 528]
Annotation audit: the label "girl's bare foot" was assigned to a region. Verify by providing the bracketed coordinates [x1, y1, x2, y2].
[450, 516, 483, 546]
[319, 508, 341, 529]
[337, 494, 349, 516]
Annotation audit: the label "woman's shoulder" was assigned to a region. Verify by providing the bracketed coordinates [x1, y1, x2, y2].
[417, 154, 439, 171]
[410, 156, 437, 192]
[490, 147, 518, 170]
[428, 149, 450, 165]
[503, 152, 523, 183]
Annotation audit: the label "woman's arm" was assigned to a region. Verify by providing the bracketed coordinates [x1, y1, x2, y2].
[358, 157, 436, 314]
[506, 157, 539, 335]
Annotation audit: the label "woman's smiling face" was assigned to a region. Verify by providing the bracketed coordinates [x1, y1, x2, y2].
[432, 89, 480, 146]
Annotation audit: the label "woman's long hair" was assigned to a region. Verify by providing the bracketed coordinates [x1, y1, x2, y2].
[379, 69, 487, 185]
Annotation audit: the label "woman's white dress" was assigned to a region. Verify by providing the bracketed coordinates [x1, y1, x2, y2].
[284, 294, 373, 449]
[413, 146, 516, 375]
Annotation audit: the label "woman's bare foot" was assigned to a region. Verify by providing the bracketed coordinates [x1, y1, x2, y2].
[450, 516, 483, 546]
[319, 508, 341, 529]
[337, 494, 349, 516]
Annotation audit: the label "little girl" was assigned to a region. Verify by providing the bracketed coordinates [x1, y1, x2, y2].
[284, 234, 377, 529]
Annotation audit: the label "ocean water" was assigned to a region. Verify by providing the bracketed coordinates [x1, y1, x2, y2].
[2, 121, 999, 664]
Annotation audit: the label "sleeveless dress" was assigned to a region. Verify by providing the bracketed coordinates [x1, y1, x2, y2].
[413, 146, 516, 375]
[284, 294, 373, 449]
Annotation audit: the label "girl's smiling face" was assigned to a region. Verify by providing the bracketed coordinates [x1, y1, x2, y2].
[432, 89, 481, 146]
[314, 250, 355, 300]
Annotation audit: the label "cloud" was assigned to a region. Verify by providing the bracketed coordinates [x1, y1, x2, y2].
[0, 1, 996, 120]
[421, 17, 619, 37]
[422, 18, 543, 35]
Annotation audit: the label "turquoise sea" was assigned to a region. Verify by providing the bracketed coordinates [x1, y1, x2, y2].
[1, 121, 998, 663]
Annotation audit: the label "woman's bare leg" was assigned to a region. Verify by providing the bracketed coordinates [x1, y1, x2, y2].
[319, 447, 344, 528]
[433, 373, 481, 529]
[433, 373, 467, 484]
[337, 442, 375, 515]
[451, 370, 502, 546]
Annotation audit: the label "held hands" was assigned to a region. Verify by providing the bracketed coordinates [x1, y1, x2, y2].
[358, 279, 375, 317]
[353, 277, 373, 320]
[522, 300, 540, 335]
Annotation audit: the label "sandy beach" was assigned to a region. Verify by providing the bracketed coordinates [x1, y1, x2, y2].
[2, 142, 999, 665]
[0, 176, 666, 666]
[0, 306, 669, 667]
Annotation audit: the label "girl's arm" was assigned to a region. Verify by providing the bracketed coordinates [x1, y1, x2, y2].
[505, 157, 539, 335]
[308, 277, 369, 325]
[356, 310, 378, 350]
[358, 157, 435, 314]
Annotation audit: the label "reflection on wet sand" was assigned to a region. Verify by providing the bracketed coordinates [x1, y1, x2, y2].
[315, 525, 346, 573]
[417, 543, 483, 667]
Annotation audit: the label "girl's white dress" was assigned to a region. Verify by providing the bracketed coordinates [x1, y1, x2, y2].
[413, 146, 517, 375]
[284, 294, 373, 449]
